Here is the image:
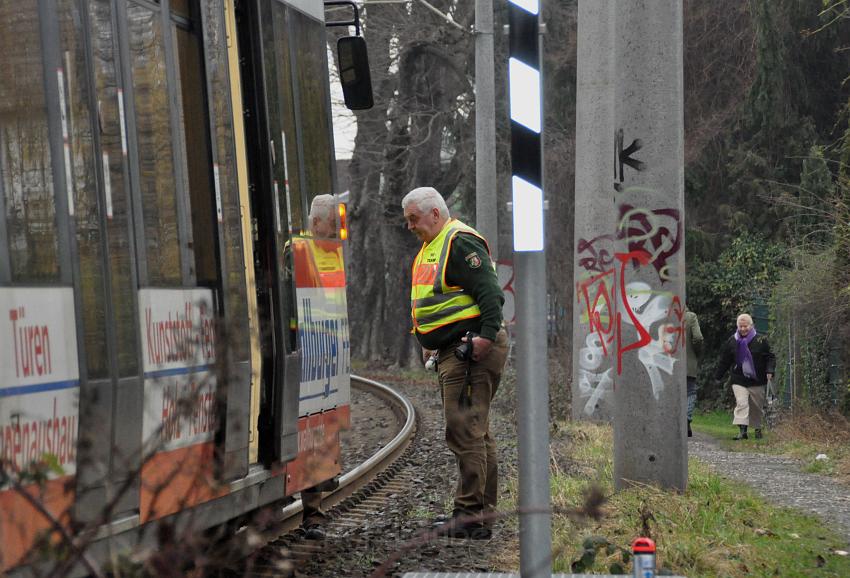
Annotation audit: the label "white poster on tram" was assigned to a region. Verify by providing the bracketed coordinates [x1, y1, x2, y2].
[293, 238, 351, 415]
[139, 288, 218, 453]
[0, 288, 79, 484]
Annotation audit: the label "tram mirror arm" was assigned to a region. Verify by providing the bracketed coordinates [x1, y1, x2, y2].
[325, 1, 374, 110]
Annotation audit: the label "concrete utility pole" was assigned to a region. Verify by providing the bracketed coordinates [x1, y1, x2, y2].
[612, 0, 687, 491]
[572, 0, 617, 422]
[475, 0, 497, 257]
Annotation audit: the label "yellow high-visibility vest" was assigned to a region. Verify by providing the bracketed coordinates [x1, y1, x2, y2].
[410, 219, 491, 334]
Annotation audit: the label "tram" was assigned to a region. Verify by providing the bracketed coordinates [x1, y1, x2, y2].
[0, 0, 369, 573]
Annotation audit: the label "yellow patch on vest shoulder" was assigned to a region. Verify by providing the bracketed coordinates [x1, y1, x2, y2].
[465, 251, 482, 269]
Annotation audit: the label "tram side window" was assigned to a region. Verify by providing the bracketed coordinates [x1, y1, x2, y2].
[127, 3, 182, 285]
[0, 1, 61, 283]
[291, 9, 334, 199]
[175, 19, 218, 286]
[59, 0, 109, 378]
[87, 0, 139, 376]
[170, 0, 191, 20]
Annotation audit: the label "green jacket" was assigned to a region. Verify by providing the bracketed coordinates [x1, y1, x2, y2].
[685, 310, 703, 378]
[413, 232, 504, 351]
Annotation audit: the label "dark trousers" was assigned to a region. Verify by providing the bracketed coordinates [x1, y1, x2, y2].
[437, 329, 508, 519]
[301, 487, 326, 526]
[687, 376, 697, 422]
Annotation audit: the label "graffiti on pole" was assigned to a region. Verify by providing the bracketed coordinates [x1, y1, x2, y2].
[575, 204, 684, 412]
[573, 129, 685, 415]
[617, 203, 682, 281]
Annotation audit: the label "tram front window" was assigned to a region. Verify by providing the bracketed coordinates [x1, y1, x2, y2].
[265, 0, 304, 235]
[291, 9, 334, 199]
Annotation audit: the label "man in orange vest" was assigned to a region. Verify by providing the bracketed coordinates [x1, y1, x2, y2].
[403, 186, 508, 540]
[308, 193, 338, 238]
[299, 194, 341, 540]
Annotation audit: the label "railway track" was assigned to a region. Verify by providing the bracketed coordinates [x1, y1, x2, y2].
[232, 374, 418, 576]
[283, 374, 417, 526]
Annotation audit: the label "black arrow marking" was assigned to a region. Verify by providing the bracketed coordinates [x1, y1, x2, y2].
[621, 138, 645, 171]
[614, 129, 647, 191]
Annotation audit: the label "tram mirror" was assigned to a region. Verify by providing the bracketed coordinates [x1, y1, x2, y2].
[337, 36, 373, 110]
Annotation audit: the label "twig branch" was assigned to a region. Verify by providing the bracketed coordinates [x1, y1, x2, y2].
[7, 478, 106, 578]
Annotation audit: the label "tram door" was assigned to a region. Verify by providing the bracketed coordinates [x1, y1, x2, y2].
[68, 0, 144, 520]
[75, 0, 250, 520]
[113, 0, 252, 510]
[236, 0, 302, 466]
[236, 0, 343, 470]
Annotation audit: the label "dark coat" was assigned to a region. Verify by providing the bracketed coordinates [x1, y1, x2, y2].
[714, 333, 776, 387]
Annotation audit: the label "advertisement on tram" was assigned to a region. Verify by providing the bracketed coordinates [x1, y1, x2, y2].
[137, 288, 224, 520]
[0, 288, 80, 482]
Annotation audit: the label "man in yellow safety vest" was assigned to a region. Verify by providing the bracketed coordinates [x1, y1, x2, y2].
[402, 186, 508, 540]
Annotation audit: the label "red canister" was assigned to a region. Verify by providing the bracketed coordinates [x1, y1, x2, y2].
[632, 537, 656, 578]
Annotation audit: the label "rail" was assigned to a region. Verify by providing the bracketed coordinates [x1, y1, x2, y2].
[276, 374, 417, 526]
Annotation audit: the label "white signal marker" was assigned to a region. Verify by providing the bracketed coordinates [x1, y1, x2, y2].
[508, 0, 539, 15]
[512, 176, 544, 252]
[509, 58, 541, 134]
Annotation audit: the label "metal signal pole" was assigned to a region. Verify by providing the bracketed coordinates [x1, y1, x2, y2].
[508, 1, 551, 576]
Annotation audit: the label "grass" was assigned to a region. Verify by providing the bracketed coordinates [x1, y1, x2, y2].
[692, 409, 850, 483]
[351, 359, 436, 386]
[690, 409, 749, 443]
[495, 420, 850, 578]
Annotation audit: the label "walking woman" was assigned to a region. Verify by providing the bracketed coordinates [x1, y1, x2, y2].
[714, 313, 775, 440]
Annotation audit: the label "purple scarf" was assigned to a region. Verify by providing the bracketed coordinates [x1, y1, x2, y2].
[735, 327, 757, 379]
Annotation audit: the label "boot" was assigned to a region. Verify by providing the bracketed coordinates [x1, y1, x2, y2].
[733, 425, 748, 440]
[433, 511, 492, 540]
[687, 420, 692, 438]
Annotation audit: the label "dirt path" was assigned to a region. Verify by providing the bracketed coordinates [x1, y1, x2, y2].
[688, 432, 850, 547]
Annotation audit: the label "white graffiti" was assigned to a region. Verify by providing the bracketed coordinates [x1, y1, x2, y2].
[622, 281, 677, 400]
[578, 338, 614, 416]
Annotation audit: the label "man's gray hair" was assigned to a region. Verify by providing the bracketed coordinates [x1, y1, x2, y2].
[402, 187, 450, 219]
[309, 194, 336, 220]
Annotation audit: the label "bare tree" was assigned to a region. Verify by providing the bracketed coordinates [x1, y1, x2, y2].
[341, 1, 475, 367]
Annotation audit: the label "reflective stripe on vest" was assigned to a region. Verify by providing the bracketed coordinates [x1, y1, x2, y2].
[410, 219, 491, 334]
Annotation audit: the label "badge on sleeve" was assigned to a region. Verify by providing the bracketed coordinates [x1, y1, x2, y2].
[465, 252, 482, 269]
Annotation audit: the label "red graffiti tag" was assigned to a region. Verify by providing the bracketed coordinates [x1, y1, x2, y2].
[576, 268, 616, 356]
[615, 250, 653, 374]
[663, 295, 686, 354]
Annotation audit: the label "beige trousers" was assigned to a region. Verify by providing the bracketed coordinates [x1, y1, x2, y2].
[732, 384, 765, 428]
